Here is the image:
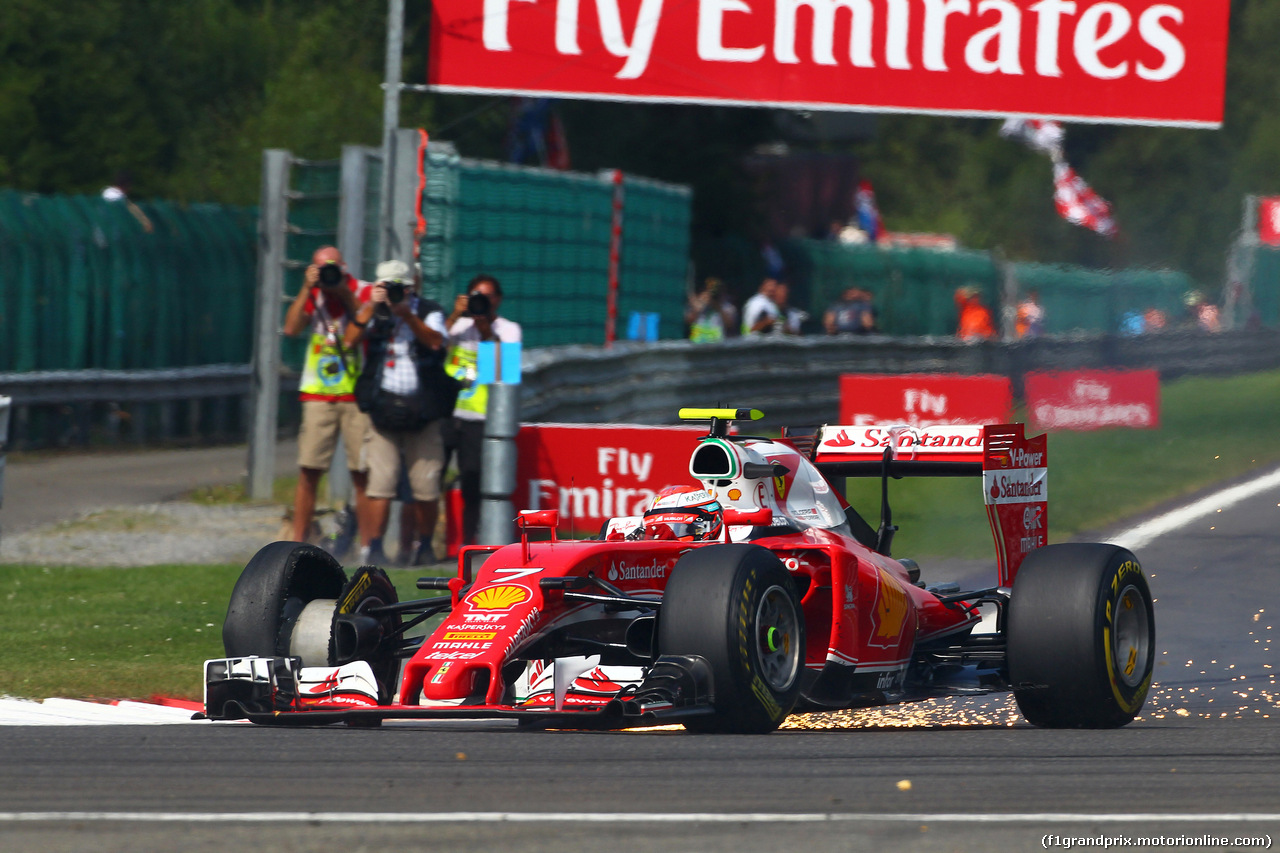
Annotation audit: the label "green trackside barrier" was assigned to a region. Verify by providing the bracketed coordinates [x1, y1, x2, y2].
[447, 161, 616, 349]
[280, 159, 342, 380]
[1250, 248, 1280, 328]
[0, 190, 257, 372]
[795, 239, 1195, 336]
[423, 160, 693, 348]
[801, 240, 1001, 336]
[1010, 262, 1192, 333]
[1, 154, 695, 375]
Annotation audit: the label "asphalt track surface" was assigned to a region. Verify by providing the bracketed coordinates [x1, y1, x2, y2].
[3, 465, 1280, 851]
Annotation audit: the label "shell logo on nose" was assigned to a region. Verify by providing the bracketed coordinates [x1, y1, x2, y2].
[467, 584, 530, 611]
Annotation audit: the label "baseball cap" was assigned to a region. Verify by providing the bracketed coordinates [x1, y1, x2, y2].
[376, 259, 411, 283]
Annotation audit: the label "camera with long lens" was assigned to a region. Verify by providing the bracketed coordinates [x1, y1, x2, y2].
[467, 291, 492, 317]
[372, 279, 407, 326]
[317, 262, 344, 288]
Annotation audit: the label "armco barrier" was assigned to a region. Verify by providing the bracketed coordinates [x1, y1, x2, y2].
[518, 328, 1280, 426]
[3, 329, 1280, 448]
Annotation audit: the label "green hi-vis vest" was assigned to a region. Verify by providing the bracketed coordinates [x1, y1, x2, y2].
[300, 327, 359, 397]
[445, 344, 485, 416]
[689, 312, 725, 343]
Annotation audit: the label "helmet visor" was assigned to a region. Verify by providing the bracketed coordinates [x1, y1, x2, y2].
[643, 509, 721, 542]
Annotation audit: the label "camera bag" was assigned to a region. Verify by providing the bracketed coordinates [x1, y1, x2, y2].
[355, 297, 461, 431]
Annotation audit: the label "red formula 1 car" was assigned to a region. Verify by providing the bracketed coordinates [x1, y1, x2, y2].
[204, 408, 1155, 732]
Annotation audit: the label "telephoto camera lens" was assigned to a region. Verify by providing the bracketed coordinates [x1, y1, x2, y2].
[385, 282, 406, 304]
[318, 263, 343, 287]
[467, 291, 491, 316]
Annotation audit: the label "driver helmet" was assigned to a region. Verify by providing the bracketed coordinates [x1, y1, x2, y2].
[642, 485, 724, 542]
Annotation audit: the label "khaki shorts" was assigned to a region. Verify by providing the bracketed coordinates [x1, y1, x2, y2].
[366, 420, 444, 501]
[297, 400, 371, 472]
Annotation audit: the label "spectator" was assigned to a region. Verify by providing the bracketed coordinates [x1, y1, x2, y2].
[1015, 289, 1046, 338]
[773, 281, 806, 335]
[1143, 307, 1169, 332]
[344, 260, 454, 566]
[1119, 310, 1146, 336]
[955, 286, 996, 341]
[741, 278, 781, 335]
[686, 278, 734, 343]
[442, 274, 523, 548]
[101, 170, 153, 233]
[855, 180, 883, 243]
[1184, 290, 1222, 333]
[824, 286, 877, 335]
[281, 246, 372, 554]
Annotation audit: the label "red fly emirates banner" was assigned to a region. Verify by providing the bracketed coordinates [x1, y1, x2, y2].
[516, 423, 709, 533]
[840, 373, 1012, 427]
[428, 0, 1229, 126]
[1025, 369, 1160, 431]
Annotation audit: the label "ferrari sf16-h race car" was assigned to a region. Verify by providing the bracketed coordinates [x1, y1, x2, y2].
[204, 408, 1155, 733]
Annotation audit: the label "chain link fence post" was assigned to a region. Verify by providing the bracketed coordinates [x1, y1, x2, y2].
[248, 150, 291, 500]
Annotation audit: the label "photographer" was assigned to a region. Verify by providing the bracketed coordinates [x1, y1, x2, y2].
[443, 274, 522, 547]
[281, 246, 371, 552]
[344, 260, 453, 566]
[685, 277, 734, 343]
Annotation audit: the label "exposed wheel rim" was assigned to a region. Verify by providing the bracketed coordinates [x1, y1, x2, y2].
[755, 585, 801, 692]
[1112, 584, 1151, 688]
[290, 598, 337, 667]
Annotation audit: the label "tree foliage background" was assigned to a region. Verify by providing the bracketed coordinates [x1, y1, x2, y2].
[1, 0, 1273, 286]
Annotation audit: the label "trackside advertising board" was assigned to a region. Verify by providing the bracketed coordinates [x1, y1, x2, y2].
[840, 373, 1012, 427]
[428, 0, 1229, 126]
[1025, 369, 1160, 431]
[516, 423, 708, 533]
[1259, 198, 1280, 247]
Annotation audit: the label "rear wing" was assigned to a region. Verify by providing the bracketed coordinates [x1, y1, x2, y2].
[783, 423, 1047, 586]
[808, 425, 985, 476]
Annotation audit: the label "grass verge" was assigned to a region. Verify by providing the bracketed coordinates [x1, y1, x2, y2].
[0, 565, 431, 701]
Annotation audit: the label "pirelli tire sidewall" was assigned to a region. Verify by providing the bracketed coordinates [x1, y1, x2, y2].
[332, 565, 403, 703]
[659, 543, 804, 734]
[1008, 543, 1155, 729]
[222, 541, 348, 660]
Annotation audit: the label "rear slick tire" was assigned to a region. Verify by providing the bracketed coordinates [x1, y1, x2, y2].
[658, 544, 804, 734]
[222, 541, 347, 662]
[1007, 543, 1155, 728]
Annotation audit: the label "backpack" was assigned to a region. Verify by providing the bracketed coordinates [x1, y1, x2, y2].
[354, 297, 462, 431]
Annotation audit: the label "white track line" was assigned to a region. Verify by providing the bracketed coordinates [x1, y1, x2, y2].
[0, 812, 1278, 824]
[1109, 466, 1280, 552]
[0, 698, 207, 726]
